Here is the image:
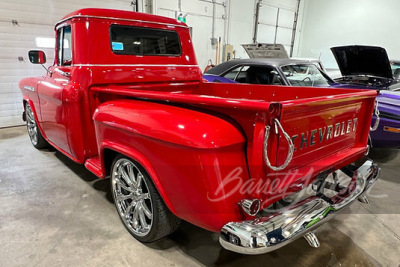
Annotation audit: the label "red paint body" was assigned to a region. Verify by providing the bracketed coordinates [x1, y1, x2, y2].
[19, 9, 377, 232]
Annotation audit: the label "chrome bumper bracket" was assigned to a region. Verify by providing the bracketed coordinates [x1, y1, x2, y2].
[303, 232, 320, 248]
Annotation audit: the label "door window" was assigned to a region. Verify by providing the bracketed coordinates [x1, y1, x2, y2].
[56, 26, 72, 66]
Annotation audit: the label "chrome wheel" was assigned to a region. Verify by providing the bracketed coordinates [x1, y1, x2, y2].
[26, 104, 38, 146]
[111, 158, 153, 237]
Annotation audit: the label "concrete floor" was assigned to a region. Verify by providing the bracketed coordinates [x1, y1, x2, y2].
[0, 126, 399, 267]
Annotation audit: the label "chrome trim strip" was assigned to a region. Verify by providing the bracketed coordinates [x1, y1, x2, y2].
[23, 85, 35, 92]
[219, 159, 379, 255]
[56, 15, 189, 29]
[73, 64, 199, 68]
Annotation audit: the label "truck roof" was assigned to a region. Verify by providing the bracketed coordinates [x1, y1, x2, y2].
[57, 8, 188, 28]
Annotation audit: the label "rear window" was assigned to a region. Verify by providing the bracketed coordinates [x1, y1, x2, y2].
[110, 25, 181, 56]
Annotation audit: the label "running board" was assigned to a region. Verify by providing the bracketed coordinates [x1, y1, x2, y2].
[84, 157, 103, 178]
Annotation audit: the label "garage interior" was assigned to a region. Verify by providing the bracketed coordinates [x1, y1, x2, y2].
[0, 0, 400, 266]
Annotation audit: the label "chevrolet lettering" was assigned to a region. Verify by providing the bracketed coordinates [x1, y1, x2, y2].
[292, 118, 358, 150]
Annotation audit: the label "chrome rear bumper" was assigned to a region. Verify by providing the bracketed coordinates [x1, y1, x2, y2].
[219, 159, 379, 255]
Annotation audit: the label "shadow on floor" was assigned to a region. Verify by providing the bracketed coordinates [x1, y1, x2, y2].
[368, 148, 399, 164]
[53, 149, 113, 203]
[0, 126, 27, 140]
[146, 221, 379, 267]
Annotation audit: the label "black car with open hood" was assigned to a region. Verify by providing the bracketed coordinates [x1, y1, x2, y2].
[331, 45, 398, 89]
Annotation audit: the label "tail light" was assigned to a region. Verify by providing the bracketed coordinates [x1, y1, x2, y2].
[240, 199, 261, 216]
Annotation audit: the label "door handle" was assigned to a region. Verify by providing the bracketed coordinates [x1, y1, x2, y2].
[61, 72, 71, 78]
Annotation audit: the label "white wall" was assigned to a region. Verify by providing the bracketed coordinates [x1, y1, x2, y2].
[155, 0, 228, 70]
[256, 0, 299, 55]
[227, 0, 256, 59]
[154, 0, 256, 67]
[295, 0, 400, 69]
[153, 0, 300, 68]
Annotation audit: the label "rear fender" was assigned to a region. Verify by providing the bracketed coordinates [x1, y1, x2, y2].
[94, 99, 245, 149]
[93, 99, 249, 231]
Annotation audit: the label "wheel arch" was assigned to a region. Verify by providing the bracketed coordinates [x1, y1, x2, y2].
[22, 98, 34, 121]
[100, 143, 178, 215]
[22, 99, 28, 121]
[23, 98, 46, 139]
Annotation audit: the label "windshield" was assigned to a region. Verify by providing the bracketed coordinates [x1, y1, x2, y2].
[280, 64, 331, 87]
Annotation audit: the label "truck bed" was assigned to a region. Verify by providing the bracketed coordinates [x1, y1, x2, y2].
[92, 81, 377, 206]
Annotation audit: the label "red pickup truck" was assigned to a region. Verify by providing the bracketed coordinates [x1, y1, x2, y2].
[20, 8, 379, 254]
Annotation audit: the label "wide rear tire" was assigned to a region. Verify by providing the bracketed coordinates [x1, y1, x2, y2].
[110, 155, 181, 242]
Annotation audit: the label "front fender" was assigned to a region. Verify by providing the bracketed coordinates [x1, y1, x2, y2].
[20, 77, 41, 124]
[93, 99, 250, 232]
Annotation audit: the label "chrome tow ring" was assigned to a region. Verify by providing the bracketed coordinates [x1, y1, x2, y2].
[370, 101, 380, 132]
[264, 118, 294, 171]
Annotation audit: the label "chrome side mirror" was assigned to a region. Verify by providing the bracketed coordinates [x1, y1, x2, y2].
[28, 50, 46, 64]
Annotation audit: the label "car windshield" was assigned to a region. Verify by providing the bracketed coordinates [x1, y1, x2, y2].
[280, 64, 331, 87]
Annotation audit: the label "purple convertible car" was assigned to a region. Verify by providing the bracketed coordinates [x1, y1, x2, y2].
[203, 45, 400, 148]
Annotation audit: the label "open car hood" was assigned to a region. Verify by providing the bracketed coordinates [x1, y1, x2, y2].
[242, 43, 289, 59]
[331, 45, 393, 79]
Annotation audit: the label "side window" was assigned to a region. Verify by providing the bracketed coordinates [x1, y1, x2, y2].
[224, 65, 284, 85]
[56, 26, 72, 66]
[270, 70, 283, 85]
[241, 66, 282, 85]
[63, 27, 72, 65]
[223, 66, 249, 83]
[235, 66, 249, 83]
[223, 66, 242, 80]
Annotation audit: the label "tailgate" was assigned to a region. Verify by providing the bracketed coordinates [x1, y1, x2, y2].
[264, 90, 377, 198]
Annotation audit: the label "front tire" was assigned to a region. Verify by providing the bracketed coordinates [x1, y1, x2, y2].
[25, 103, 48, 149]
[110, 155, 181, 242]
